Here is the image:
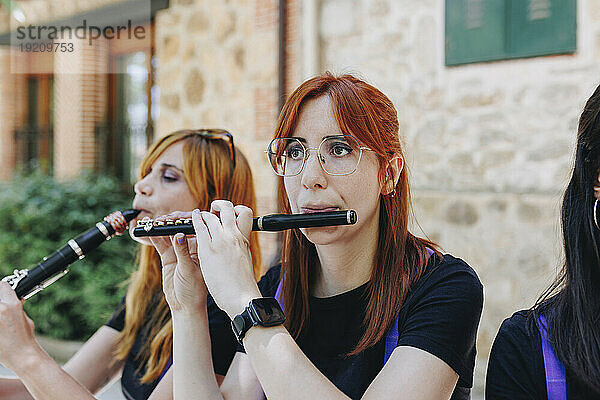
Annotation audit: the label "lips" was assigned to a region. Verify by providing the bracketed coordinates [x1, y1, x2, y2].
[131, 205, 152, 220]
[299, 206, 339, 214]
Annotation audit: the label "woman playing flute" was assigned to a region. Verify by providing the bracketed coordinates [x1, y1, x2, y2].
[0, 129, 261, 400]
[155, 73, 484, 399]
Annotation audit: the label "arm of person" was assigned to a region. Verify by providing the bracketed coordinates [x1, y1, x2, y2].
[171, 311, 222, 400]
[363, 347, 457, 399]
[218, 323, 457, 400]
[11, 347, 107, 400]
[147, 368, 172, 400]
[144, 342, 228, 400]
[62, 326, 124, 393]
[0, 282, 124, 400]
[149, 227, 226, 400]
[0, 377, 34, 400]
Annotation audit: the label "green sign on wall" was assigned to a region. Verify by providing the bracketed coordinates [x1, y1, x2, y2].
[445, 0, 576, 66]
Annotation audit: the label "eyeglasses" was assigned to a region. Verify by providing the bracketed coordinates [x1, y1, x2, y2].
[192, 129, 236, 176]
[266, 135, 374, 177]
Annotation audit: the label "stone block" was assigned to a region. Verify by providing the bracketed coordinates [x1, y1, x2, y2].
[161, 35, 180, 63]
[187, 9, 210, 33]
[445, 200, 479, 226]
[368, 0, 390, 18]
[413, 15, 437, 75]
[484, 279, 513, 305]
[162, 93, 180, 111]
[320, 0, 357, 38]
[184, 69, 205, 105]
[527, 139, 572, 162]
[214, 10, 236, 43]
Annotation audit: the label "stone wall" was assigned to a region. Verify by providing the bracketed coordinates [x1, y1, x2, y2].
[314, 0, 600, 396]
[155, 0, 283, 267]
[2, 0, 595, 394]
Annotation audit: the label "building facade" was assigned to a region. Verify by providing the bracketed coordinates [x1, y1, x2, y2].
[1, 0, 599, 396]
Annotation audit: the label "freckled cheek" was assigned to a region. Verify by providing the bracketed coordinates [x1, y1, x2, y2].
[343, 174, 379, 208]
[283, 178, 300, 211]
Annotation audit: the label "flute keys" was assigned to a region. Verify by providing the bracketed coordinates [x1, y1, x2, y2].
[139, 217, 153, 232]
[132, 216, 196, 237]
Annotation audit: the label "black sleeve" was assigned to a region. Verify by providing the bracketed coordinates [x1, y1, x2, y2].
[395, 255, 483, 388]
[485, 312, 546, 400]
[105, 296, 126, 332]
[256, 264, 281, 297]
[236, 265, 281, 353]
[207, 293, 238, 375]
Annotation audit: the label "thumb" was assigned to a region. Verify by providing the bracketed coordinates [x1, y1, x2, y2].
[171, 234, 196, 274]
[0, 281, 19, 304]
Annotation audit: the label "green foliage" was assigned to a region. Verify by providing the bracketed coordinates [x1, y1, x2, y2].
[0, 172, 138, 340]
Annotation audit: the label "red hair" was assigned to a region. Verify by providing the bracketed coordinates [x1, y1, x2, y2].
[275, 73, 438, 354]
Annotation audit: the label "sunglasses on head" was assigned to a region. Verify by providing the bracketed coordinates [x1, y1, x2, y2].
[190, 129, 236, 176]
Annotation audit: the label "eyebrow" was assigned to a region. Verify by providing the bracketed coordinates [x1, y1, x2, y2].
[161, 163, 184, 173]
[291, 134, 348, 144]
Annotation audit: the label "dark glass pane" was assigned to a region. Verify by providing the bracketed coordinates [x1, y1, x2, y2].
[507, 0, 576, 58]
[445, 0, 506, 66]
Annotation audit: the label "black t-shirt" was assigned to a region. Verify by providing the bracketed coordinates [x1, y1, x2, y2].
[106, 293, 236, 400]
[242, 253, 483, 400]
[486, 310, 600, 399]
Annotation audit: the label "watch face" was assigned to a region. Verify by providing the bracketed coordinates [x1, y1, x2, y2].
[232, 314, 246, 334]
[250, 298, 285, 326]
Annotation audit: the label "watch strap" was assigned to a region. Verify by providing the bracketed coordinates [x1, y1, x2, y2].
[231, 307, 255, 344]
[231, 297, 286, 344]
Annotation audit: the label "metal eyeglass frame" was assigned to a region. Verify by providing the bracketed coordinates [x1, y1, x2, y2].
[266, 134, 374, 177]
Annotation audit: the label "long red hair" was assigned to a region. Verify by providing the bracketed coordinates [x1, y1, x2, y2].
[275, 73, 438, 354]
[115, 130, 262, 381]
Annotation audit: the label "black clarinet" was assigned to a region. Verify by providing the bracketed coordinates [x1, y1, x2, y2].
[133, 210, 357, 237]
[2, 209, 140, 299]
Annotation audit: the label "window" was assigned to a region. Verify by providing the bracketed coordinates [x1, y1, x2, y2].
[14, 75, 54, 174]
[445, 0, 576, 66]
[97, 23, 156, 183]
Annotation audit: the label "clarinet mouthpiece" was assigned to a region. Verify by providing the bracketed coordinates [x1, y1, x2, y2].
[122, 209, 142, 222]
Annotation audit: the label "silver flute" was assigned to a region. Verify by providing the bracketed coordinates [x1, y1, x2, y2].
[133, 210, 357, 237]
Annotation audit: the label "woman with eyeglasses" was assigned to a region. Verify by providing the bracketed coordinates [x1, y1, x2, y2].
[485, 86, 600, 399]
[153, 73, 484, 399]
[0, 130, 261, 400]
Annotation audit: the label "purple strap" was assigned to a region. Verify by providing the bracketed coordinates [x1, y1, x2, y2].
[384, 248, 434, 362]
[276, 247, 434, 365]
[275, 279, 284, 309]
[383, 313, 399, 363]
[158, 356, 172, 382]
[537, 315, 567, 400]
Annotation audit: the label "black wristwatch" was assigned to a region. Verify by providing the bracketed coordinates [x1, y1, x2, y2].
[231, 297, 286, 344]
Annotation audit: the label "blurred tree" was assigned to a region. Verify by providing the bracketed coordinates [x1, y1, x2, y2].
[0, 172, 138, 340]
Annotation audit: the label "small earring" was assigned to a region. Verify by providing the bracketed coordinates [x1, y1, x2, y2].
[389, 189, 396, 198]
[594, 199, 599, 230]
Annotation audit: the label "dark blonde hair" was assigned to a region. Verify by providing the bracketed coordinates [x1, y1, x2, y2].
[115, 130, 261, 382]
